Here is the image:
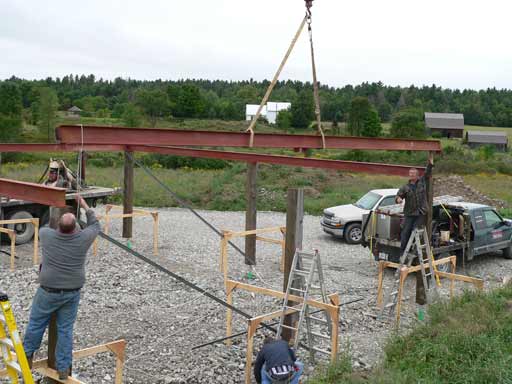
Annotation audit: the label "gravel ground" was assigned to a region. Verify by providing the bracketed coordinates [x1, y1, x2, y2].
[2, 207, 512, 383]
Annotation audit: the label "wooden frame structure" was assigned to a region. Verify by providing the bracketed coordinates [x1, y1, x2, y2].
[93, 205, 159, 256]
[0, 218, 39, 271]
[0, 339, 126, 384]
[220, 227, 286, 283]
[225, 280, 340, 384]
[377, 256, 484, 326]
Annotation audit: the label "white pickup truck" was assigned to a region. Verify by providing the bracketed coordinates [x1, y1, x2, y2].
[320, 189, 399, 244]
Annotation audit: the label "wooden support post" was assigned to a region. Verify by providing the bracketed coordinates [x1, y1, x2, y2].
[9, 232, 15, 272]
[377, 261, 385, 307]
[220, 231, 229, 286]
[226, 284, 234, 347]
[33, 218, 39, 265]
[283, 188, 304, 342]
[396, 266, 408, 326]
[152, 212, 159, 256]
[245, 162, 258, 265]
[122, 150, 134, 239]
[80, 151, 87, 182]
[245, 320, 258, 384]
[329, 295, 340, 361]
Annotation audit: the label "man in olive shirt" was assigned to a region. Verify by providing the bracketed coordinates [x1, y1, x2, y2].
[396, 153, 434, 256]
[23, 196, 100, 380]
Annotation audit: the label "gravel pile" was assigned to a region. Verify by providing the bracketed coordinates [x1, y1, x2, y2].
[2, 206, 512, 383]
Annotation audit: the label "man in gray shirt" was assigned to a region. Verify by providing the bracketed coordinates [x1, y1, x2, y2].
[23, 196, 100, 380]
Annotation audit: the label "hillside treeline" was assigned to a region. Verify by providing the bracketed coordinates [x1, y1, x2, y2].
[2, 75, 512, 128]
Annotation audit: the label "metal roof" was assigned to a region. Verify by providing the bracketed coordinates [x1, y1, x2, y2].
[466, 130, 508, 144]
[68, 106, 82, 112]
[424, 112, 464, 130]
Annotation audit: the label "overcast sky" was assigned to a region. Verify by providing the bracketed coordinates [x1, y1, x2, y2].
[2, 0, 511, 90]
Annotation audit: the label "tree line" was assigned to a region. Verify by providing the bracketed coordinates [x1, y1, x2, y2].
[1, 75, 512, 141]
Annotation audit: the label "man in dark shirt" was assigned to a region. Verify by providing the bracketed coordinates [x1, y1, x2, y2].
[396, 153, 434, 256]
[254, 337, 303, 384]
[23, 196, 100, 380]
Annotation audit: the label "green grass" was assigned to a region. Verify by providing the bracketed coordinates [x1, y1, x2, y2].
[308, 285, 512, 384]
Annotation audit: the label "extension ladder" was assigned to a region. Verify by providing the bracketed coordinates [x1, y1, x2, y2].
[0, 292, 34, 384]
[382, 227, 438, 318]
[276, 250, 332, 362]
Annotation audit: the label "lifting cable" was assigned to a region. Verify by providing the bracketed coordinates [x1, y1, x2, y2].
[126, 152, 248, 259]
[246, 0, 326, 149]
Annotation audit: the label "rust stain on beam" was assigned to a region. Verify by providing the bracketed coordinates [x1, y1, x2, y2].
[128, 145, 425, 177]
[57, 125, 442, 152]
[0, 144, 125, 153]
[0, 178, 67, 207]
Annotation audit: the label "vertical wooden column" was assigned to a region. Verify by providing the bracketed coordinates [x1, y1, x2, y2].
[80, 151, 88, 182]
[283, 188, 304, 342]
[122, 151, 134, 239]
[245, 162, 258, 265]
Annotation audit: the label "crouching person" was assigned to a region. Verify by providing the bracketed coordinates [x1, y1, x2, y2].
[254, 336, 303, 384]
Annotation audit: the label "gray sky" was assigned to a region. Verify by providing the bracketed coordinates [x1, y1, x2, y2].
[2, 0, 511, 90]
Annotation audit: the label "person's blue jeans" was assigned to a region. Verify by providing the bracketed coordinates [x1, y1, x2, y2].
[23, 287, 81, 372]
[261, 361, 303, 384]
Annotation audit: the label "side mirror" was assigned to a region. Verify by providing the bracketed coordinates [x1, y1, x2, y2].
[505, 221, 512, 227]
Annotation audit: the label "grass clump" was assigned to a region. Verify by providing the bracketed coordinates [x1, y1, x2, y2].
[308, 285, 512, 383]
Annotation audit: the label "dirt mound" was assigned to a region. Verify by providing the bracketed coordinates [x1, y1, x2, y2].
[434, 175, 507, 209]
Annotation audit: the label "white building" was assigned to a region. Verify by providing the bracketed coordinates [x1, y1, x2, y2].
[245, 102, 291, 124]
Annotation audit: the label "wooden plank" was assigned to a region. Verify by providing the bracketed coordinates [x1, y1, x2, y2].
[34, 368, 86, 383]
[152, 212, 159, 256]
[245, 162, 258, 265]
[255, 236, 283, 245]
[33, 218, 39, 265]
[226, 280, 336, 312]
[250, 307, 298, 324]
[227, 226, 285, 238]
[245, 320, 258, 384]
[436, 271, 484, 290]
[0, 218, 41, 225]
[10, 232, 15, 271]
[122, 150, 134, 238]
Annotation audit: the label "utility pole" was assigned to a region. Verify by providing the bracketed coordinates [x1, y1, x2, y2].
[283, 188, 304, 342]
[245, 162, 258, 265]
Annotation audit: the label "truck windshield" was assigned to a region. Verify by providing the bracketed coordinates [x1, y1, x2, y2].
[354, 192, 381, 210]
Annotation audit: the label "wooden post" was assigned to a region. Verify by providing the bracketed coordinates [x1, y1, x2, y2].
[245, 320, 257, 384]
[33, 219, 39, 265]
[80, 151, 87, 182]
[122, 151, 134, 239]
[152, 212, 159, 256]
[376, 261, 385, 307]
[9, 232, 15, 272]
[245, 162, 258, 265]
[283, 188, 304, 342]
[329, 295, 340, 361]
[226, 283, 234, 347]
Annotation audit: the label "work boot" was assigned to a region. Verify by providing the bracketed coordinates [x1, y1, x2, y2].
[58, 370, 68, 380]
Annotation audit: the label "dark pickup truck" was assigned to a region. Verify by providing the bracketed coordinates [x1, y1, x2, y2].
[362, 196, 512, 265]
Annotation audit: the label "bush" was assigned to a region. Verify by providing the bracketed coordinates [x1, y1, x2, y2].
[142, 154, 229, 170]
[390, 108, 426, 138]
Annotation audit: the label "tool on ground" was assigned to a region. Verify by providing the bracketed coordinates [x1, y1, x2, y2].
[0, 292, 34, 384]
[276, 250, 332, 362]
[381, 227, 438, 320]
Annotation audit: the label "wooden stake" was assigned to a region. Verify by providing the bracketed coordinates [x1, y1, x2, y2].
[33, 218, 39, 265]
[152, 212, 159, 256]
[245, 162, 258, 265]
[122, 150, 134, 238]
[245, 320, 257, 384]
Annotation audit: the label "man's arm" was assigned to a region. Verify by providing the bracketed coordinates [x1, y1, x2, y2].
[396, 186, 406, 203]
[254, 349, 265, 383]
[423, 153, 434, 179]
[288, 347, 297, 362]
[76, 196, 101, 239]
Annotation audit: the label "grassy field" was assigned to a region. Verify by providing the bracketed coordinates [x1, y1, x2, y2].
[309, 284, 512, 384]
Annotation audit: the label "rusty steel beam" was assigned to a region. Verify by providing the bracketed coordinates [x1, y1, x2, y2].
[0, 178, 67, 207]
[128, 145, 425, 177]
[0, 143, 125, 152]
[57, 125, 442, 152]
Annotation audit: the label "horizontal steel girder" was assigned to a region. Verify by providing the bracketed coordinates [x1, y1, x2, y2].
[0, 143, 124, 152]
[128, 145, 426, 177]
[57, 125, 442, 152]
[0, 178, 67, 207]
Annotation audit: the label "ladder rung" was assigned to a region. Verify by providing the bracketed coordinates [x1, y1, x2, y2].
[384, 302, 396, 309]
[283, 305, 301, 311]
[0, 337, 14, 349]
[292, 270, 310, 277]
[310, 331, 331, 340]
[290, 287, 306, 294]
[310, 284, 321, 290]
[280, 324, 298, 331]
[5, 360, 21, 373]
[306, 316, 328, 324]
[312, 346, 331, 355]
[298, 253, 315, 259]
[390, 291, 398, 296]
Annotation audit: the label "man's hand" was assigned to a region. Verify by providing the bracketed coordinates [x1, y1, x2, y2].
[75, 196, 90, 210]
[396, 196, 403, 204]
[428, 152, 434, 165]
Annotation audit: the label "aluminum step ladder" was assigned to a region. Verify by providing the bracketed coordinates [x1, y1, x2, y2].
[0, 292, 34, 384]
[276, 250, 332, 362]
[382, 227, 438, 318]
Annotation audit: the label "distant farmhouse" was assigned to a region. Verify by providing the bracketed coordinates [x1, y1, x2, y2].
[245, 102, 291, 124]
[67, 105, 82, 118]
[466, 131, 508, 151]
[425, 112, 464, 138]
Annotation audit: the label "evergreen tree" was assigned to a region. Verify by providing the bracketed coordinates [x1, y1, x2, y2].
[347, 97, 382, 137]
[390, 108, 426, 138]
[0, 81, 23, 142]
[122, 103, 143, 127]
[291, 90, 314, 128]
[37, 87, 59, 141]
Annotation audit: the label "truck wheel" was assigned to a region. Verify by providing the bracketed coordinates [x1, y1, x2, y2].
[344, 223, 362, 244]
[503, 245, 512, 259]
[6, 211, 35, 245]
